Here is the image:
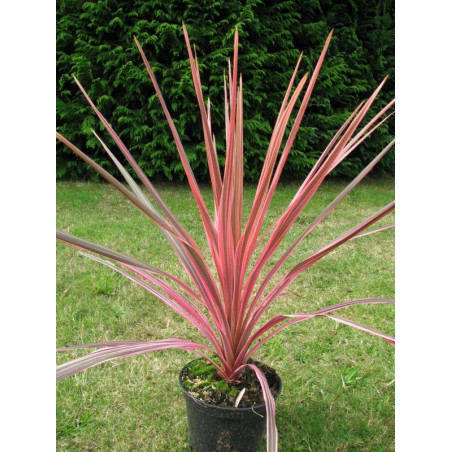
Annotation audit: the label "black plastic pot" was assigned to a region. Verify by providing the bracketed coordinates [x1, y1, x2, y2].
[178, 359, 282, 452]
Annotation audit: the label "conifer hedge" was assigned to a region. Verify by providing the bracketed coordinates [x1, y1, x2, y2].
[57, 0, 394, 181]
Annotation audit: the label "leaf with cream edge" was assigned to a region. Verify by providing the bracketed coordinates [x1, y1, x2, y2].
[56, 25, 395, 452]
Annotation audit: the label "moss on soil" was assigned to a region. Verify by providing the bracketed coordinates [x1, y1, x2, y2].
[181, 358, 281, 408]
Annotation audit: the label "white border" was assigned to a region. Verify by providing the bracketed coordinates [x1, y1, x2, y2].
[396, 1, 452, 450]
[2, 1, 55, 449]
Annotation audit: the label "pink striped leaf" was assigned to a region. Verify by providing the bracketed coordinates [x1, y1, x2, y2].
[80, 253, 214, 336]
[239, 202, 395, 346]
[182, 24, 222, 208]
[249, 31, 334, 239]
[72, 242, 229, 361]
[247, 364, 278, 452]
[56, 133, 185, 242]
[247, 139, 395, 314]
[56, 339, 210, 381]
[57, 132, 220, 313]
[230, 363, 278, 452]
[239, 298, 394, 363]
[56, 230, 182, 276]
[132, 37, 219, 252]
[240, 80, 392, 318]
[90, 129, 216, 304]
[254, 101, 365, 248]
[237, 31, 334, 293]
[350, 224, 395, 240]
[327, 315, 395, 345]
[276, 76, 389, 232]
[71, 81, 223, 309]
[72, 77, 191, 243]
[56, 230, 226, 337]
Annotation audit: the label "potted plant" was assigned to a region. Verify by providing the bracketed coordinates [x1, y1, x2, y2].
[56, 25, 394, 452]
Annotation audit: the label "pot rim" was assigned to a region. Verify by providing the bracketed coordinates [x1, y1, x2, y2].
[178, 357, 282, 413]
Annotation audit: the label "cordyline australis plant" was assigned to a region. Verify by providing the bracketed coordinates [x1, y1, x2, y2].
[56, 25, 395, 451]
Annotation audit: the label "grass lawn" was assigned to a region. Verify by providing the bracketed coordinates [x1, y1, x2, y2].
[56, 178, 395, 451]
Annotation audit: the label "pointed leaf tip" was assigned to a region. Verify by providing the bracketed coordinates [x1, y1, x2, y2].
[326, 30, 334, 43]
[133, 36, 142, 50]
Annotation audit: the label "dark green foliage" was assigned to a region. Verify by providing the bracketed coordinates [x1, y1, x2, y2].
[57, 0, 394, 181]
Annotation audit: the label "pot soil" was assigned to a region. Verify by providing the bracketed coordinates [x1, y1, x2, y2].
[179, 358, 282, 452]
